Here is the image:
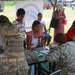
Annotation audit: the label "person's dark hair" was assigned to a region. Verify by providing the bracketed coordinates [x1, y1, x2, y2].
[71, 21, 75, 29]
[38, 13, 42, 16]
[16, 8, 25, 16]
[32, 20, 41, 30]
[54, 33, 66, 45]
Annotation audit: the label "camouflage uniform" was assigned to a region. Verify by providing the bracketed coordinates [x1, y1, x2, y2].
[0, 15, 29, 75]
[46, 41, 75, 75]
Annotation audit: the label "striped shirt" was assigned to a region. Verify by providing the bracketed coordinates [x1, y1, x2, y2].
[12, 20, 26, 39]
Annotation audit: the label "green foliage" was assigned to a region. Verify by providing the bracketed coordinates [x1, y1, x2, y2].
[4, 1, 15, 6]
[44, 0, 50, 2]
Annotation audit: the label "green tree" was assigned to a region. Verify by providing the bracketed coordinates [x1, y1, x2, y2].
[44, 0, 50, 2]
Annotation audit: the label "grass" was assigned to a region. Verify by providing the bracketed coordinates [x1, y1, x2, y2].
[0, 3, 75, 42]
[43, 6, 75, 42]
[43, 9, 53, 18]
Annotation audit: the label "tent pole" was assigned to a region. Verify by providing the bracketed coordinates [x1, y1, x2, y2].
[48, 0, 57, 33]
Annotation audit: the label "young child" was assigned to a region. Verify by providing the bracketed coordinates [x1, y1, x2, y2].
[37, 13, 52, 46]
[12, 8, 26, 48]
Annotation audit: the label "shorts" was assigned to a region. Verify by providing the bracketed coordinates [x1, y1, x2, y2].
[44, 32, 52, 39]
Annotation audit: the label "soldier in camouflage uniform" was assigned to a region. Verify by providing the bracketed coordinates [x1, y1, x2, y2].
[0, 15, 29, 75]
[46, 35, 75, 75]
[0, 15, 12, 53]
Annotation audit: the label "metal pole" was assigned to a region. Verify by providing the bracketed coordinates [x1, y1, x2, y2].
[48, 0, 57, 33]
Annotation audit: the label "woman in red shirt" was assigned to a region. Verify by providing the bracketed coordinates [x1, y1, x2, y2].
[66, 21, 75, 41]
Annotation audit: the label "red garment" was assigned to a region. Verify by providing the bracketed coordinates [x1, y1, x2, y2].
[53, 10, 66, 36]
[53, 10, 66, 25]
[26, 31, 44, 37]
[66, 28, 75, 41]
